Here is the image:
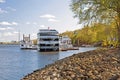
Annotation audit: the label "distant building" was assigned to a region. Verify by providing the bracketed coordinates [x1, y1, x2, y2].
[11, 41, 18, 44]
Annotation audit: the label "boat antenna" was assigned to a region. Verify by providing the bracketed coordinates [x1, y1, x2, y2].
[18, 30, 20, 44]
[48, 27, 50, 30]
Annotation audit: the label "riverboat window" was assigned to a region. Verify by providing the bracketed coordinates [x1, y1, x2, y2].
[42, 39, 52, 41]
[55, 44, 59, 46]
[54, 38, 59, 41]
[45, 44, 54, 46]
[39, 33, 58, 36]
[39, 44, 45, 46]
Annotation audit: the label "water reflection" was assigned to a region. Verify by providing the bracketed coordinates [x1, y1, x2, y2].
[0, 45, 96, 80]
[37, 52, 59, 68]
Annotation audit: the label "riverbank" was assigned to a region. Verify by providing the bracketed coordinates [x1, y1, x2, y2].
[22, 48, 120, 80]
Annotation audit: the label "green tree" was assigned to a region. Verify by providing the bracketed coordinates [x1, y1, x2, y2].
[70, 0, 120, 47]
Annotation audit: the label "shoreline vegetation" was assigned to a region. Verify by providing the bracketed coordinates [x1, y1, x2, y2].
[60, 23, 119, 48]
[22, 48, 120, 80]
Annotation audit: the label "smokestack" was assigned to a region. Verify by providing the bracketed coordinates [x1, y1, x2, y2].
[23, 34, 24, 40]
[29, 34, 30, 41]
[48, 27, 50, 30]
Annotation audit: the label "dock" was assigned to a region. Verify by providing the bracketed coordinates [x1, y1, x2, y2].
[60, 47, 79, 51]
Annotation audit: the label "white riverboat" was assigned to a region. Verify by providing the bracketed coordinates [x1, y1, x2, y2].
[59, 36, 79, 51]
[59, 36, 73, 50]
[20, 34, 37, 49]
[37, 29, 59, 52]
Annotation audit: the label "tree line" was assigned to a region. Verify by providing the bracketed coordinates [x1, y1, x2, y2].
[60, 22, 118, 47]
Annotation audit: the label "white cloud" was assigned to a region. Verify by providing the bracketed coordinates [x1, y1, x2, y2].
[6, 7, 16, 11]
[26, 22, 30, 24]
[33, 22, 37, 25]
[3, 31, 18, 37]
[0, 27, 6, 30]
[6, 27, 14, 30]
[48, 18, 59, 22]
[0, 0, 5, 3]
[40, 25, 46, 28]
[40, 14, 56, 19]
[0, 8, 7, 14]
[40, 14, 60, 22]
[0, 7, 16, 14]
[26, 22, 38, 25]
[3, 32, 14, 36]
[0, 33, 1, 37]
[13, 31, 19, 34]
[12, 22, 18, 26]
[0, 21, 18, 26]
[0, 21, 11, 26]
[0, 27, 14, 31]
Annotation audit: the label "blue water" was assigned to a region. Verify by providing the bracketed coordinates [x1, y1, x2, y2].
[0, 45, 96, 80]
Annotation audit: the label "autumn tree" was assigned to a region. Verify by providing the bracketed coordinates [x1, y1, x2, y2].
[32, 39, 37, 45]
[70, 0, 120, 47]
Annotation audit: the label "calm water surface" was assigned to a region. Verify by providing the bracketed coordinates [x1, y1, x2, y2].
[0, 45, 96, 80]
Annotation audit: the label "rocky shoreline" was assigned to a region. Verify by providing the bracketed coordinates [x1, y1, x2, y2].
[22, 48, 120, 80]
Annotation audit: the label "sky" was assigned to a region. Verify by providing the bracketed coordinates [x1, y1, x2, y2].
[0, 0, 82, 42]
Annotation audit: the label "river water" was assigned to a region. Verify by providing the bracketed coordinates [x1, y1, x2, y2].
[0, 45, 96, 80]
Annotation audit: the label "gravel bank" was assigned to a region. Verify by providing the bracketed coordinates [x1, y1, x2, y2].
[22, 48, 120, 80]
